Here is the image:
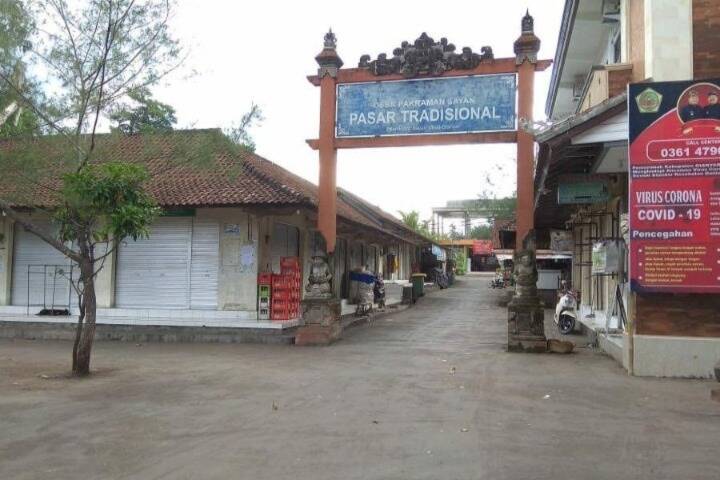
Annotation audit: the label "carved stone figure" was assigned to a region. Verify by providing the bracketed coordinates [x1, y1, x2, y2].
[306, 255, 333, 299]
[358, 33, 494, 78]
[507, 232, 547, 352]
[512, 247, 539, 303]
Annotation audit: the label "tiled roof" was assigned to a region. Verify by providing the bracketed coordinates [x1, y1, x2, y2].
[0, 129, 309, 207]
[0, 129, 425, 243]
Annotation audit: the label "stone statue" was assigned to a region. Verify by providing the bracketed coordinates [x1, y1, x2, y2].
[306, 255, 333, 299]
[511, 247, 539, 304]
[507, 231, 546, 352]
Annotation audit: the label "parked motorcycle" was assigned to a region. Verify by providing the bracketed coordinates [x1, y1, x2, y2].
[489, 271, 505, 289]
[554, 281, 578, 335]
[373, 275, 386, 310]
[429, 267, 449, 289]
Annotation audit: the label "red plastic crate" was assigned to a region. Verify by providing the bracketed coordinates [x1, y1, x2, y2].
[280, 257, 300, 269]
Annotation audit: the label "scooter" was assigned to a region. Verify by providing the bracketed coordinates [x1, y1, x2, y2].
[554, 281, 578, 335]
[373, 275, 386, 310]
[489, 273, 505, 289]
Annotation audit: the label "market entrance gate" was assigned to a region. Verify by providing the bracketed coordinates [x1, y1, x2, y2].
[298, 13, 551, 349]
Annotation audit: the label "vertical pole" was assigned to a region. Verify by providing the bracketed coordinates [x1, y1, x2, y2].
[516, 60, 535, 245]
[318, 74, 338, 254]
[514, 10, 541, 248]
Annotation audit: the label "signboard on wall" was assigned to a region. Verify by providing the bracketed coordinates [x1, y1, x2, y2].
[336, 74, 516, 137]
[629, 79, 720, 292]
[557, 181, 609, 204]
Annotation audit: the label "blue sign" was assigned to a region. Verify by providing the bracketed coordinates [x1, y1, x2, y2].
[336, 74, 516, 138]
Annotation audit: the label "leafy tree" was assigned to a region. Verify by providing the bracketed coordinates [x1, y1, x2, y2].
[0, 0, 41, 138]
[448, 223, 462, 240]
[224, 102, 264, 152]
[398, 209, 438, 239]
[109, 87, 177, 134]
[454, 249, 467, 275]
[0, 0, 184, 376]
[398, 210, 421, 231]
[470, 224, 492, 240]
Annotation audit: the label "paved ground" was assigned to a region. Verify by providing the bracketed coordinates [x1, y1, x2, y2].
[1, 275, 719, 480]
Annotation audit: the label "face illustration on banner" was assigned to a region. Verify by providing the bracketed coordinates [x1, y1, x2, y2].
[677, 82, 720, 135]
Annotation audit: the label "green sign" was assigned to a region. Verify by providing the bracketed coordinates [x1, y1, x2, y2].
[557, 182, 609, 205]
[161, 208, 196, 217]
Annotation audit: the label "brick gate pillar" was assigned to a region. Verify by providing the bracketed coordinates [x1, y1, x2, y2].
[297, 30, 344, 346]
[514, 10, 541, 246]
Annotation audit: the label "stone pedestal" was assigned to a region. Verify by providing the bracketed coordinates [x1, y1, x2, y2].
[507, 235, 547, 353]
[295, 298, 342, 346]
[507, 296, 547, 353]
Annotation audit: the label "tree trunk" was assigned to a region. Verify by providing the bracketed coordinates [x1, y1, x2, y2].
[72, 259, 96, 377]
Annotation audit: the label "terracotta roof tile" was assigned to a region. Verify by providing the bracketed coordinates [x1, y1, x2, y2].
[0, 129, 423, 243]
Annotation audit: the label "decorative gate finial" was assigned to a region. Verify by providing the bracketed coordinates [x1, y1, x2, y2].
[324, 28, 337, 49]
[514, 10, 540, 65]
[522, 9, 534, 33]
[315, 28, 343, 78]
[358, 33, 494, 78]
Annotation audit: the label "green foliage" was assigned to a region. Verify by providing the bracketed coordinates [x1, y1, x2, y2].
[224, 103, 264, 152]
[0, 0, 41, 137]
[0, 0, 32, 76]
[399, 209, 438, 240]
[454, 249, 467, 275]
[470, 224, 492, 240]
[55, 163, 160, 246]
[398, 210, 421, 231]
[110, 88, 177, 135]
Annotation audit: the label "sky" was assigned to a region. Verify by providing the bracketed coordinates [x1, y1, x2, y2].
[158, 0, 565, 225]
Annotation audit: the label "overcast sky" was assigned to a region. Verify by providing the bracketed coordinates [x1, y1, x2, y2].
[158, 0, 565, 225]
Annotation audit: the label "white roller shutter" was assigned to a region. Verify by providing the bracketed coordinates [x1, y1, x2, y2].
[11, 222, 76, 308]
[116, 217, 192, 309]
[190, 219, 219, 309]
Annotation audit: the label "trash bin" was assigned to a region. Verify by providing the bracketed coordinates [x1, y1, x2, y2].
[411, 273, 426, 300]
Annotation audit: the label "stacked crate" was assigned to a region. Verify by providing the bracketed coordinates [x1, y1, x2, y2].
[271, 257, 301, 321]
[257, 273, 272, 320]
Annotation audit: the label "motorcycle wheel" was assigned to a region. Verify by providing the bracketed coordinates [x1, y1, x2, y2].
[558, 314, 575, 335]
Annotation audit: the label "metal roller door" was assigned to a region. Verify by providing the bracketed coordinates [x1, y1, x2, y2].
[11, 222, 76, 308]
[190, 219, 219, 309]
[116, 217, 219, 309]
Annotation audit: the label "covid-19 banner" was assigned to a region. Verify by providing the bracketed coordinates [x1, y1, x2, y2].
[629, 79, 720, 293]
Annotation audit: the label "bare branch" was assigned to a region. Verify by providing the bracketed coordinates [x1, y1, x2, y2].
[0, 201, 81, 263]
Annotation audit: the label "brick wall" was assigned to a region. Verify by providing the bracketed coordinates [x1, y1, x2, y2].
[608, 66, 634, 97]
[693, 0, 720, 79]
[636, 294, 720, 337]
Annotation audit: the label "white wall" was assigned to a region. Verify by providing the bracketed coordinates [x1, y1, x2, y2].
[644, 0, 694, 81]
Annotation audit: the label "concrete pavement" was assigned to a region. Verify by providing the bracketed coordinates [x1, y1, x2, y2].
[1, 274, 719, 479]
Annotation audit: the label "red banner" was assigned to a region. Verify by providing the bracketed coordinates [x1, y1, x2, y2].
[629, 80, 720, 292]
[472, 240, 493, 255]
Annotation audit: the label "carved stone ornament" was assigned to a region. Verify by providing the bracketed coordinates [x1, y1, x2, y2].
[316, 28, 344, 77]
[305, 255, 334, 299]
[358, 32, 494, 78]
[514, 10, 541, 65]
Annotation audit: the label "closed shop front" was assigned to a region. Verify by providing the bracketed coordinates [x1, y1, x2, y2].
[115, 217, 219, 309]
[11, 221, 76, 308]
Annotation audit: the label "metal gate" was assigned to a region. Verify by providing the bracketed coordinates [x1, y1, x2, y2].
[11, 222, 76, 311]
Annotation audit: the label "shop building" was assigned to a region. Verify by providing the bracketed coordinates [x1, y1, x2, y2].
[0, 130, 427, 337]
[535, 0, 720, 377]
